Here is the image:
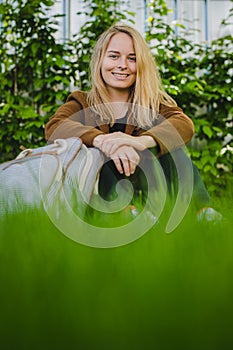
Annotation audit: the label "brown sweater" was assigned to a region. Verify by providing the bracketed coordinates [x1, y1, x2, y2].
[45, 90, 194, 156]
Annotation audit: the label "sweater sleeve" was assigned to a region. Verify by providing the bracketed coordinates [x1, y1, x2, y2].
[44, 91, 105, 146]
[139, 104, 194, 156]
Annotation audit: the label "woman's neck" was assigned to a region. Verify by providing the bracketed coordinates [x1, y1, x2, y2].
[111, 102, 129, 120]
[107, 88, 130, 103]
[107, 89, 130, 120]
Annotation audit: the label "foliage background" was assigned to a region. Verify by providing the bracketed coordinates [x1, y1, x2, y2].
[0, 0, 232, 194]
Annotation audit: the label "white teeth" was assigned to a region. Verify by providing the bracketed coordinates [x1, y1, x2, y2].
[113, 73, 128, 77]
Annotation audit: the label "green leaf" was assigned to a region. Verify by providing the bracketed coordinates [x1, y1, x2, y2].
[203, 126, 213, 138]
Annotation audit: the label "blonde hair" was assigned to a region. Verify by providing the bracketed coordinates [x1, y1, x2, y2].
[87, 23, 177, 128]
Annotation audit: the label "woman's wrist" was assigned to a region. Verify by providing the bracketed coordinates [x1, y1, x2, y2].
[93, 134, 104, 148]
[138, 135, 157, 149]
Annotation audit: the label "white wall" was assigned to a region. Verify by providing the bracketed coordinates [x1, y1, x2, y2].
[174, 0, 232, 43]
[50, 0, 232, 44]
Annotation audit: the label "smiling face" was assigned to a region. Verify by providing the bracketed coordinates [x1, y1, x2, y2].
[100, 32, 137, 100]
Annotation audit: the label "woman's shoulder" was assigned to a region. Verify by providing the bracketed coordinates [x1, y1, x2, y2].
[159, 103, 183, 114]
[66, 90, 89, 108]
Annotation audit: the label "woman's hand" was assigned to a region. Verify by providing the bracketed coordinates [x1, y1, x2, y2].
[110, 145, 140, 176]
[93, 132, 156, 157]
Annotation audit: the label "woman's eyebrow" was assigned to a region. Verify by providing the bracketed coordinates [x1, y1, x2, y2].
[107, 50, 136, 55]
[107, 50, 120, 54]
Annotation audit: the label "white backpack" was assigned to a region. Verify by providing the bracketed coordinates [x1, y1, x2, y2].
[0, 138, 104, 215]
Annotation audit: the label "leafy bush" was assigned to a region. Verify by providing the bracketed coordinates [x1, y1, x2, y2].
[192, 31, 233, 193]
[146, 0, 233, 193]
[0, 0, 79, 161]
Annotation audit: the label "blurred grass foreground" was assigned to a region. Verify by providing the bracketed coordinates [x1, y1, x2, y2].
[0, 191, 233, 350]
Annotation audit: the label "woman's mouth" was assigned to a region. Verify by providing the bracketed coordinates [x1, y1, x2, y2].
[112, 72, 130, 79]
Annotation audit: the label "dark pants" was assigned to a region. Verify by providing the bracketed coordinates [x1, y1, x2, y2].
[98, 148, 210, 211]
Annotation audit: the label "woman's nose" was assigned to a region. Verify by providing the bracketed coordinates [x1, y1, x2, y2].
[117, 56, 127, 69]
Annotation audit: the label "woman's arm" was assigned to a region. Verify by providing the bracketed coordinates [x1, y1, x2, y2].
[139, 104, 195, 156]
[93, 133, 157, 176]
[44, 91, 105, 145]
[93, 105, 194, 157]
[93, 132, 157, 157]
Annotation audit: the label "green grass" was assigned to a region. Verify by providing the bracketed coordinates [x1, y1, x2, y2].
[0, 193, 233, 350]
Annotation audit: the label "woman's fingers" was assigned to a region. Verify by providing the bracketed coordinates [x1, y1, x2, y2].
[101, 140, 123, 157]
[94, 132, 156, 152]
[111, 146, 140, 176]
[111, 157, 124, 175]
[94, 133, 154, 157]
[100, 134, 136, 157]
[94, 132, 130, 155]
[94, 134, 144, 175]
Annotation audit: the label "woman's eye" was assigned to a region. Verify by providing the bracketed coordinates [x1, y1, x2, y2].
[107, 54, 136, 61]
[109, 54, 118, 59]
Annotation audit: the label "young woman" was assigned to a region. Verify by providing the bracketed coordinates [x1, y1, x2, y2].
[45, 23, 218, 220]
